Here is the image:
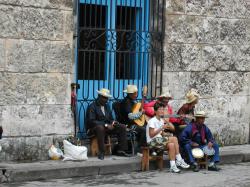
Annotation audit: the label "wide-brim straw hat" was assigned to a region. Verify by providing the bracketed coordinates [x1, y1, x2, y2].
[157, 92, 172, 99]
[123, 85, 138, 93]
[194, 111, 208, 118]
[97, 88, 112, 98]
[186, 89, 200, 103]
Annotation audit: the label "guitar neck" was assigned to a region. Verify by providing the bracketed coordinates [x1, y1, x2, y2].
[162, 114, 194, 119]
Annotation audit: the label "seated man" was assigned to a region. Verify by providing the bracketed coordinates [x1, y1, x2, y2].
[174, 89, 200, 137]
[143, 92, 180, 133]
[146, 102, 190, 173]
[177, 89, 200, 125]
[180, 111, 220, 172]
[120, 85, 147, 153]
[86, 88, 129, 160]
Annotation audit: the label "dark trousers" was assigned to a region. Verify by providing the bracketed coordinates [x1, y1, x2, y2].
[92, 124, 128, 153]
[183, 143, 220, 164]
[132, 125, 147, 149]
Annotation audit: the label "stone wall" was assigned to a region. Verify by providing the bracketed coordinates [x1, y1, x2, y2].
[0, 0, 74, 161]
[164, 0, 250, 145]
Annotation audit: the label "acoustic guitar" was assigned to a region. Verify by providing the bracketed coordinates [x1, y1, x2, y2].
[131, 86, 147, 126]
[145, 113, 194, 124]
[161, 114, 194, 123]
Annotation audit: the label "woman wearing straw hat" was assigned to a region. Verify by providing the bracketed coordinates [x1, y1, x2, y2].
[120, 85, 147, 153]
[180, 111, 220, 172]
[86, 88, 129, 160]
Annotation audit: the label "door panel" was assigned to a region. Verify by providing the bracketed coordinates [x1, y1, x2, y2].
[76, 0, 164, 138]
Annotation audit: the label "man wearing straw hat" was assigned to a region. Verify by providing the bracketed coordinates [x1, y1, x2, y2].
[86, 88, 129, 160]
[120, 85, 147, 153]
[180, 111, 220, 172]
[177, 89, 200, 123]
[174, 89, 200, 136]
[143, 91, 181, 126]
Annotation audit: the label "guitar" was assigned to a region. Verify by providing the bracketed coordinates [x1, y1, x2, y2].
[131, 86, 147, 126]
[145, 113, 194, 124]
[161, 114, 194, 120]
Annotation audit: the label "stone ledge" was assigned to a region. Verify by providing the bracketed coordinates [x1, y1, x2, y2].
[0, 144, 250, 183]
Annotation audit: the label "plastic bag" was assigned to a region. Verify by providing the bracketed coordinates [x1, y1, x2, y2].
[63, 140, 88, 161]
[48, 145, 63, 160]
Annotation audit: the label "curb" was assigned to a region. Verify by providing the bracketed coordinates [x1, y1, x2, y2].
[1, 145, 250, 183]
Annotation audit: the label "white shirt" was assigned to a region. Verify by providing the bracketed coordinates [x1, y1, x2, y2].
[100, 106, 105, 115]
[146, 116, 164, 143]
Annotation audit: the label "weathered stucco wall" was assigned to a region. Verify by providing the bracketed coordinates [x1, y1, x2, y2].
[0, 0, 74, 160]
[164, 0, 250, 145]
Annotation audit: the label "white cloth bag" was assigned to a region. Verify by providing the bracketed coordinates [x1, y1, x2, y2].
[63, 140, 88, 161]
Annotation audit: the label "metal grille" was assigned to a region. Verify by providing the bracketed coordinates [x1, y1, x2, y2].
[76, 0, 165, 138]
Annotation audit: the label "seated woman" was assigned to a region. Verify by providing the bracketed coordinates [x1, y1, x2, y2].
[146, 102, 190, 173]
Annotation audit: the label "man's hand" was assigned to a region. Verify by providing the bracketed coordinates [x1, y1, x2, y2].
[207, 142, 213, 149]
[191, 142, 199, 147]
[161, 124, 169, 130]
[107, 124, 114, 130]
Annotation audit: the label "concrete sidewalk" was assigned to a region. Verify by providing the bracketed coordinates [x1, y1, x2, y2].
[1, 144, 250, 183]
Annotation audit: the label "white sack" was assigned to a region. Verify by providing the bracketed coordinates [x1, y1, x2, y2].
[63, 140, 88, 161]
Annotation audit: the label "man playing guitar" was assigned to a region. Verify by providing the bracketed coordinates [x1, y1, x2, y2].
[177, 89, 200, 125]
[120, 85, 147, 153]
[143, 91, 194, 137]
[144, 92, 180, 131]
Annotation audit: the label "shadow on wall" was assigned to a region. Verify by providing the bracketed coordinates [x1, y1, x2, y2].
[0, 126, 2, 139]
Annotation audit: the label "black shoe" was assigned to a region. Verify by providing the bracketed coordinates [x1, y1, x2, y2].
[98, 152, 104, 160]
[208, 164, 221, 171]
[116, 150, 130, 157]
[191, 163, 199, 172]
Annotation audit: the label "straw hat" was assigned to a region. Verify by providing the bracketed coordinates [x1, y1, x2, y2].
[194, 111, 208, 118]
[190, 88, 199, 96]
[97, 88, 112, 98]
[123, 85, 138, 93]
[186, 89, 200, 103]
[157, 92, 172, 99]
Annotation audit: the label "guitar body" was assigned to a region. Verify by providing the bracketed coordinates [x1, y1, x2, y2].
[131, 86, 148, 127]
[132, 103, 145, 126]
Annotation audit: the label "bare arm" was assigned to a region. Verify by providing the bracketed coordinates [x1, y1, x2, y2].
[164, 122, 175, 132]
[149, 124, 169, 138]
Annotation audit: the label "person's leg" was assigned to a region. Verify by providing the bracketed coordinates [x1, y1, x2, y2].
[167, 142, 176, 160]
[110, 124, 129, 156]
[207, 143, 221, 171]
[169, 137, 190, 169]
[183, 143, 195, 164]
[168, 136, 180, 154]
[183, 143, 199, 171]
[211, 143, 220, 163]
[135, 126, 146, 149]
[93, 126, 105, 157]
[167, 142, 180, 173]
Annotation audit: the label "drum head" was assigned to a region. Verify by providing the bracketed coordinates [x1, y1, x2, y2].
[192, 148, 204, 158]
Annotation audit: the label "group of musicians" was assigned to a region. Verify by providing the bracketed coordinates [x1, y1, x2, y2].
[86, 85, 220, 173]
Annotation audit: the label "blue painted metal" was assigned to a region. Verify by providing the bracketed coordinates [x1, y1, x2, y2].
[77, 0, 150, 138]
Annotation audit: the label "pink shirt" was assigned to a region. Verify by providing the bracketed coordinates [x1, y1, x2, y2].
[143, 101, 181, 124]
